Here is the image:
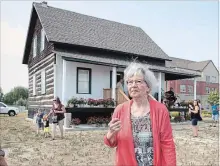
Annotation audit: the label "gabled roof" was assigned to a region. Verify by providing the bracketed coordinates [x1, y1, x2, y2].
[166, 57, 213, 72]
[22, 2, 171, 64]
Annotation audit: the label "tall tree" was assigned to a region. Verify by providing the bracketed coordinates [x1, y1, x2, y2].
[207, 91, 219, 106]
[3, 86, 28, 105]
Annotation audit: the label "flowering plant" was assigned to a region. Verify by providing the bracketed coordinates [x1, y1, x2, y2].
[72, 118, 81, 125]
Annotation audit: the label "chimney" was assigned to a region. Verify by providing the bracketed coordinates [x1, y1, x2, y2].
[41, 1, 48, 7]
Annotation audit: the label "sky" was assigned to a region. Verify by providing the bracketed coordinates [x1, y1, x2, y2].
[0, 0, 219, 93]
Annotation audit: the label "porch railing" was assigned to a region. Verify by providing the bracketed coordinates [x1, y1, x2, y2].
[103, 88, 157, 106]
[103, 88, 130, 105]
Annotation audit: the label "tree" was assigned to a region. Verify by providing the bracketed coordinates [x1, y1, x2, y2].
[12, 86, 28, 101]
[3, 86, 28, 105]
[3, 91, 15, 105]
[0, 87, 3, 102]
[207, 91, 219, 106]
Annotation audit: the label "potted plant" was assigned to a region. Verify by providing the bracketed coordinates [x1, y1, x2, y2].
[67, 97, 79, 107]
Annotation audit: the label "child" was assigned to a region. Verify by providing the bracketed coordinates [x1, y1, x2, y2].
[43, 115, 50, 138]
[36, 109, 44, 135]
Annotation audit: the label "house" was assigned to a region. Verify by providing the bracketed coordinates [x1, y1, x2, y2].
[166, 57, 219, 108]
[22, 2, 201, 118]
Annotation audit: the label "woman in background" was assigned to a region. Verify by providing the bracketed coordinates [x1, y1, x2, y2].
[189, 100, 202, 137]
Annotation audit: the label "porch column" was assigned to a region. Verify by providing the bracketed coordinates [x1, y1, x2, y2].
[194, 78, 197, 100]
[158, 72, 162, 102]
[53, 63, 57, 97]
[112, 66, 117, 100]
[62, 59, 67, 106]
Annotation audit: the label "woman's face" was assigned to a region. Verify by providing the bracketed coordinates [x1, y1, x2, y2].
[53, 99, 58, 105]
[127, 75, 150, 99]
[193, 100, 197, 106]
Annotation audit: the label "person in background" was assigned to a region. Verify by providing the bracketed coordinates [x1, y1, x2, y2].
[36, 109, 44, 135]
[43, 114, 50, 138]
[197, 99, 203, 118]
[210, 104, 219, 127]
[0, 149, 8, 166]
[104, 62, 176, 166]
[189, 100, 202, 137]
[47, 97, 66, 140]
[116, 78, 124, 91]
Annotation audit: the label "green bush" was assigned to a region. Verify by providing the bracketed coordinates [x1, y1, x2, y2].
[16, 98, 27, 106]
[170, 112, 180, 117]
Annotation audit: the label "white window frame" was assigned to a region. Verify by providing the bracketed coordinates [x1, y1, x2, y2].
[33, 36, 37, 58]
[206, 76, 210, 83]
[180, 85, 186, 93]
[41, 69, 46, 94]
[212, 76, 216, 83]
[40, 29, 45, 52]
[205, 87, 210, 94]
[187, 85, 193, 94]
[33, 74, 36, 96]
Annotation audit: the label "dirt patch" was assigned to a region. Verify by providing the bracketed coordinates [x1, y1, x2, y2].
[0, 113, 218, 166]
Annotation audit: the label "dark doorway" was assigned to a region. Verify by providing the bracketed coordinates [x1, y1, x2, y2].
[110, 71, 124, 88]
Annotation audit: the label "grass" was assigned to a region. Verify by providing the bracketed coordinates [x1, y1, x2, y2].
[0, 112, 218, 166]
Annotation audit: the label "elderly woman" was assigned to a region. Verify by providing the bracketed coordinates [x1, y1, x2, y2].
[104, 62, 176, 166]
[47, 96, 66, 140]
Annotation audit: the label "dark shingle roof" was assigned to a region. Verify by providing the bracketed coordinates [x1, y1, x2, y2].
[33, 2, 170, 60]
[166, 57, 211, 71]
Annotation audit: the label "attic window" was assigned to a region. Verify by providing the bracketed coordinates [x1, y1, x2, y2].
[33, 36, 37, 58]
[40, 29, 45, 52]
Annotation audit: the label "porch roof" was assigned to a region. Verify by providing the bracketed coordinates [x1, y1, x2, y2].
[55, 51, 201, 81]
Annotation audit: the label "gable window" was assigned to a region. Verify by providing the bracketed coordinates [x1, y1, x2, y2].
[41, 69, 46, 94]
[40, 29, 45, 52]
[205, 87, 210, 94]
[33, 74, 36, 96]
[187, 85, 193, 94]
[206, 76, 210, 83]
[77, 68, 91, 94]
[211, 76, 216, 83]
[33, 36, 37, 58]
[180, 85, 186, 93]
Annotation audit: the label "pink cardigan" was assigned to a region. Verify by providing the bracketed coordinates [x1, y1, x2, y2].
[104, 99, 176, 166]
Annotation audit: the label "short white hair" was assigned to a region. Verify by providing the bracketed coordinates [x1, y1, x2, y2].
[124, 62, 158, 91]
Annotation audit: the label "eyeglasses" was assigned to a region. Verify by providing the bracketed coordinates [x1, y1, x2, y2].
[126, 80, 146, 86]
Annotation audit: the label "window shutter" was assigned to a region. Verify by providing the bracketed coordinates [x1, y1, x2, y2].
[33, 75, 36, 96]
[40, 29, 45, 52]
[41, 69, 46, 94]
[33, 36, 37, 58]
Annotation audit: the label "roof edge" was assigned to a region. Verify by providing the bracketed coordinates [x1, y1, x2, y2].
[52, 41, 172, 61]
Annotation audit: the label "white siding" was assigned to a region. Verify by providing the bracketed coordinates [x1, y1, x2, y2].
[56, 57, 112, 103]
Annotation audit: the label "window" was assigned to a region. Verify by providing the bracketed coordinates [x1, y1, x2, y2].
[206, 76, 210, 83]
[40, 29, 45, 52]
[41, 69, 46, 94]
[212, 76, 216, 83]
[33, 74, 36, 96]
[180, 85, 186, 93]
[0, 103, 6, 107]
[33, 36, 37, 58]
[77, 68, 91, 94]
[187, 85, 193, 94]
[205, 87, 210, 94]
